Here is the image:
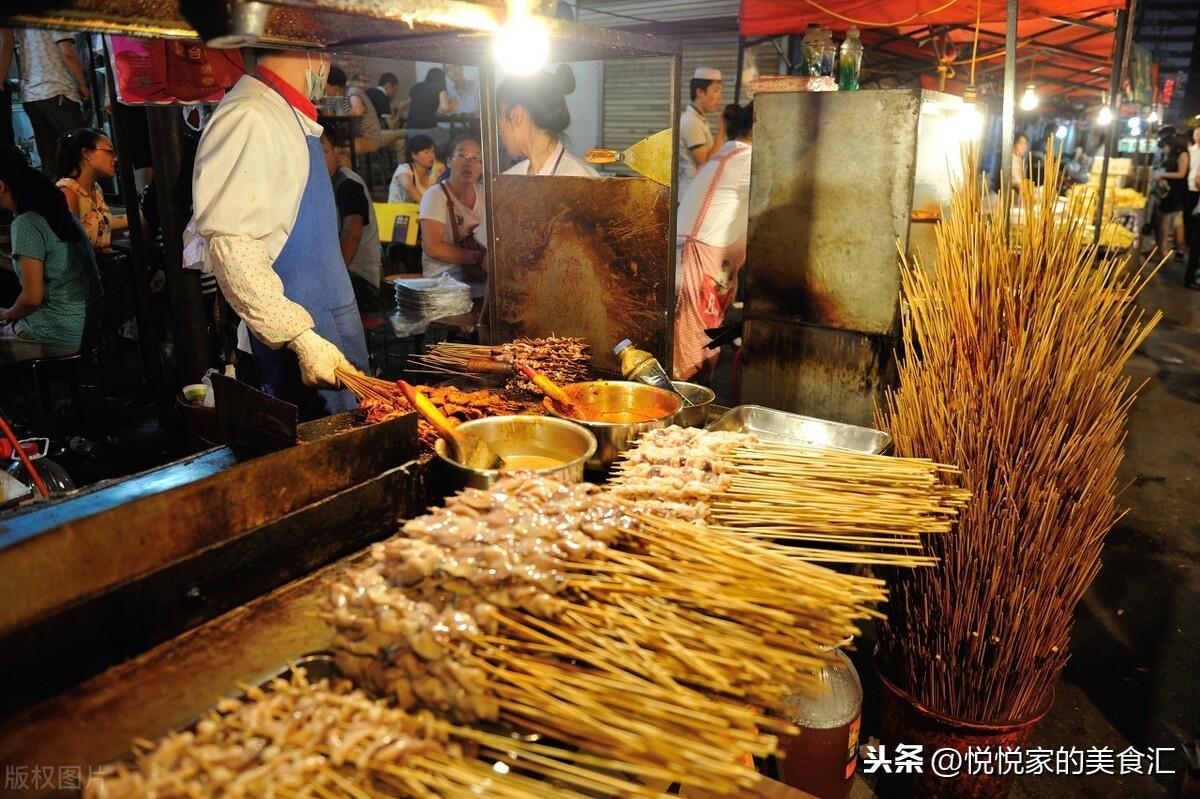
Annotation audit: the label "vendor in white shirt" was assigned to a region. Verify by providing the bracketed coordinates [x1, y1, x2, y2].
[498, 65, 598, 177]
[678, 67, 726, 197]
[192, 49, 369, 420]
[673, 103, 753, 382]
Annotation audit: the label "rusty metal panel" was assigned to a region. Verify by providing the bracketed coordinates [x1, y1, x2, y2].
[0, 549, 373, 784]
[489, 175, 673, 374]
[740, 320, 897, 428]
[745, 88, 922, 335]
[0, 411, 417, 637]
[0, 457, 430, 715]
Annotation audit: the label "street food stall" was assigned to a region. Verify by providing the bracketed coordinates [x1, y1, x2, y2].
[0, 1, 1161, 798]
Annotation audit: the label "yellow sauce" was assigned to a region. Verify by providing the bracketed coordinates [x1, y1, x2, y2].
[501, 455, 566, 471]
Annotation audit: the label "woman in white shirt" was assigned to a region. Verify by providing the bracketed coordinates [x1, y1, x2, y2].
[497, 65, 598, 177]
[673, 103, 753, 382]
[418, 137, 487, 298]
[388, 134, 445, 203]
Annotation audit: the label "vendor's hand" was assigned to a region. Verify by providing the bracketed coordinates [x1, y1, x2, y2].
[288, 329, 355, 389]
[78, 83, 91, 103]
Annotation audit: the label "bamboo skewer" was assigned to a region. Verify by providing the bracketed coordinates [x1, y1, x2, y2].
[607, 427, 968, 563]
[320, 475, 925, 794]
[875, 143, 1162, 723]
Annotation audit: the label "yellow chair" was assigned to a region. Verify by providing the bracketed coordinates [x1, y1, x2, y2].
[373, 202, 421, 246]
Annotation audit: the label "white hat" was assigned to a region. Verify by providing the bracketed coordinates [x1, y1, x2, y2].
[693, 67, 722, 81]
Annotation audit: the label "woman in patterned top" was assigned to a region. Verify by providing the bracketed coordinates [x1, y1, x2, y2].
[0, 145, 102, 363]
[55, 128, 129, 249]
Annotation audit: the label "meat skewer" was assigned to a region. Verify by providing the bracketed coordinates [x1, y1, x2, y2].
[86, 669, 662, 798]
[408, 337, 590, 394]
[609, 426, 968, 563]
[321, 472, 965, 793]
[338, 371, 523, 449]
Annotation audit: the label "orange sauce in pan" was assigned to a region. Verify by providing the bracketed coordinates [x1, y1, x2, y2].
[543, 382, 679, 424]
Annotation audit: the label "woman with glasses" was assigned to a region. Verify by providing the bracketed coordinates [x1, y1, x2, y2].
[497, 65, 597, 177]
[418, 137, 487, 299]
[55, 128, 129, 249]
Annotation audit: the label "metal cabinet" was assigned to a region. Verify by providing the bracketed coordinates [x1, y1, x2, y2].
[741, 87, 972, 425]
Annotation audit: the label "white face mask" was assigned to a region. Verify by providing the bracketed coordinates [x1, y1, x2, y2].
[304, 54, 328, 102]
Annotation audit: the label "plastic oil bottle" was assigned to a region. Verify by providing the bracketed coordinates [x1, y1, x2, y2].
[838, 27, 863, 91]
[613, 339, 693, 406]
[778, 639, 863, 799]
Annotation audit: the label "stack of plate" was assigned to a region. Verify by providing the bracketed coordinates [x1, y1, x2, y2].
[392, 275, 472, 319]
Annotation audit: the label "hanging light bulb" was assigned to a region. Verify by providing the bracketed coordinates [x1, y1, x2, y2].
[1055, 125, 1068, 139]
[494, 13, 549, 75]
[1097, 106, 1113, 125]
[1019, 83, 1039, 111]
[957, 104, 985, 139]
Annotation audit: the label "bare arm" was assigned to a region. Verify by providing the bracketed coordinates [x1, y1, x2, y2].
[347, 93, 367, 117]
[420, 218, 485, 280]
[405, 182, 423, 204]
[61, 187, 81, 215]
[57, 38, 91, 102]
[691, 116, 727, 167]
[1, 257, 45, 321]
[438, 90, 457, 115]
[339, 214, 365, 266]
[1160, 152, 1189, 180]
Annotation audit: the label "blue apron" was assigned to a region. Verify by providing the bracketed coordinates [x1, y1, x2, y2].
[249, 100, 369, 420]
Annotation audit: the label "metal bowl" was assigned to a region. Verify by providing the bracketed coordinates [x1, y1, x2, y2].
[544, 381, 682, 471]
[434, 415, 597, 490]
[671, 381, 716, 428]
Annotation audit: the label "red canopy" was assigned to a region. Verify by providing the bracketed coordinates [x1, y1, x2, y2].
[740, 0, 1123, 34]
[740, 0, 1126, 99]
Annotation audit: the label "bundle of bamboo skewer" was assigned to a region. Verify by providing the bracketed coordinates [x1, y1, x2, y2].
[322, 474, 961, 795]
[875, 144, 1162, 723]
[408, 336, 590, 393]
[609, 426, 968, 565]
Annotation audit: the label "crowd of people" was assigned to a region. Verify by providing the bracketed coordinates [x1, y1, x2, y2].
[1154, 126, 1200, 289]
[0, 30, 749, 417]
[0, 29, 117, 366]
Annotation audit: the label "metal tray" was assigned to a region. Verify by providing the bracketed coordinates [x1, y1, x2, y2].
[705, 405, 892, 455]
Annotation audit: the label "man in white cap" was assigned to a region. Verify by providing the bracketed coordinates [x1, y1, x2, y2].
[678, 67, 725, 197]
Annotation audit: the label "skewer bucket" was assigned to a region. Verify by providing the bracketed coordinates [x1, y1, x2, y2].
[876, 668, 1051, 799]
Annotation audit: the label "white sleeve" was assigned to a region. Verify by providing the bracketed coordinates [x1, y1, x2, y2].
[419, 186, 448, 224]
[388, 165, 414, 203]
[681, 112, 709, 150]
[193, 98, 314, 349]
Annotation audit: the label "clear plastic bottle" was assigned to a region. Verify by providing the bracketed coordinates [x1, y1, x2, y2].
[778, 639, 863, 799]
[800, 24, 822, 77]
[613, 339, 692, 405]
[819, 28, 838, 78]
[838, 27, 864, 91]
